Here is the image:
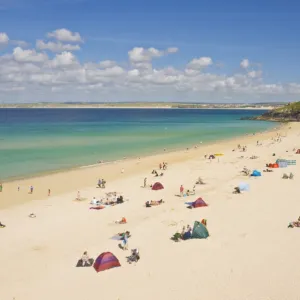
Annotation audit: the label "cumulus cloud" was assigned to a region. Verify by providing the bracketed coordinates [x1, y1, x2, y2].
[50, 51, 78, 68]
[187, 57, 213, 69]
[0, 32, 9, 44]
[36, 40, 81, 52]
[0, 29, 299, 102]
[240, 58, 250, 69]
[12, 47, 48, 63]
[47, 28, 83, 43]
[98, 60, 117, 68]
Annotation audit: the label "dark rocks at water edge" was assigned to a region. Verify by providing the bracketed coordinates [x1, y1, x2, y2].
[241, 102, 300, 122]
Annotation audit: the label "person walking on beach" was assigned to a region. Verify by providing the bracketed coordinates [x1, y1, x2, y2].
[98, 179, 102, 187]
[144, 177, 147, 188]
[48, 189, 51, 196]
[18, 186, 20, 192]
[77, 191, 81, 200]
[29, 186, 33, 194]
[180, 185, 184, 197]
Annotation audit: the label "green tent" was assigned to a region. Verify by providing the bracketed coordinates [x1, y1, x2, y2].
[191, 221, 209, 239]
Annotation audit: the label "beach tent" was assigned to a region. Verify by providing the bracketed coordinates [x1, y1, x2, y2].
[152, 182, 164, 190]
[192, 198, 208, 208]
[191, 221, 209, 239]
[251, 170, 261, 177]
[238, 182, 249, 191]
[93, 252, 121, 272]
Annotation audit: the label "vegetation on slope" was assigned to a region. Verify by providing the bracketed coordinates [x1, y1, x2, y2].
[252, 102, 300, 122]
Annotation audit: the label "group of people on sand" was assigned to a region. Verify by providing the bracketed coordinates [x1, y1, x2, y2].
[159, 162, 168, 170]
[151, 170, 164, 177]
[145, 199, 164, 207]
[179, 184, 195, 197]
[97, 179, 106, 188]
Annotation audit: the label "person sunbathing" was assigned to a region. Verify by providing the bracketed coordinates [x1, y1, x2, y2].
[115, 217, 127, 224]
[288, 217, 300, 228]
[127, 248, 140, 263]
[233, 187, 241, 194]
[195, 177, 205, 185]
[151, 199, 164, 206]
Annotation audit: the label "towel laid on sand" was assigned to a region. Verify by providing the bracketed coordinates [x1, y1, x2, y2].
[89, 206, 105, 210]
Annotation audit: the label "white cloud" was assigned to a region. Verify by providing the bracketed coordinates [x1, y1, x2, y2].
[166, 47, 179, 53]
[47, 28, 83, 43]
[240, 58, 250, 69]
[98, 60, 116, 68]
[0, 30, 299, 103]
[12, 47, 48, 63]
[36, 40, 80, 52]
[128, 47, 164, 63]
[187, 57, 213, 69]
[50, 51, 78, 68]
[248, 70, 262, 78]
[0, 32, 9, 44]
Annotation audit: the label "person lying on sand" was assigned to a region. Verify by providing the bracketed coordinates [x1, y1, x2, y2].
[288, 217, 300, 228]
[115, 217, 127, 224]
[118, 231, 131, 238]
[145, 200, 164, 207]
[263, 169, 273, 172]
[28, 213, 36, 218]
[127, 248, 140, 264]
[233, 187, 241, 194]
[195, 177, 205, 185]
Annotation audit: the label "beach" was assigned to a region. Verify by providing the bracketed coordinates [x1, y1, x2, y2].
[1, 122, 300, 300]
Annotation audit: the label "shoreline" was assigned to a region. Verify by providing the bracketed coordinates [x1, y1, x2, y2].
[1, 121, 279, 184]
[0, 121, 284, 210]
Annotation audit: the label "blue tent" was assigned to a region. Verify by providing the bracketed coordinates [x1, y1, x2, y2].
[251, 170, 261, 177]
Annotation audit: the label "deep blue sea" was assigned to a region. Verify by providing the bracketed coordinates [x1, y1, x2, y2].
[0, 108, 274, 180]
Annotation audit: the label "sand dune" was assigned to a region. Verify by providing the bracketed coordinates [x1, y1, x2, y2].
[0, 123, 300, 300]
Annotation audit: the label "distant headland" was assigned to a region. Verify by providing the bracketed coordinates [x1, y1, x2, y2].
[0, 102, 285, 110]
[241, 101, 300, 122]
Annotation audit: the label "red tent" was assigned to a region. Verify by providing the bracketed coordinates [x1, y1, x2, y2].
[152, 182, 164, 190]
[93, 252, 121, 272]
[192, 198, 208, 208]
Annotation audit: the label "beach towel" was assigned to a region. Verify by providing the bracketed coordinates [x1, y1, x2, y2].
[76, 258, 94, 267]
[89, 206, 105, 210]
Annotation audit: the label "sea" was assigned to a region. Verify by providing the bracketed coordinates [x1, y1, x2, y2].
[0, 108, 275, 180]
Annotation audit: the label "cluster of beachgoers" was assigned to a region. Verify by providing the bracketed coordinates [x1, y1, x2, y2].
[0, 123, 300, 300]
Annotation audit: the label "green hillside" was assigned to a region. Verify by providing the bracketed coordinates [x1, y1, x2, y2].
[255, 102, 300, 122]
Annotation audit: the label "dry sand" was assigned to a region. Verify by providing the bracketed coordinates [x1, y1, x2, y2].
[0, 123, 300, 300]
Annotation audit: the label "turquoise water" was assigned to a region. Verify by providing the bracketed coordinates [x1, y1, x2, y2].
[0, 108, 274, 180]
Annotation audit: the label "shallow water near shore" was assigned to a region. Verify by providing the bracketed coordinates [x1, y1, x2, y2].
[0, 108, 274, 180]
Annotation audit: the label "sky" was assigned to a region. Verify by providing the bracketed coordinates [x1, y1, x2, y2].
[0, 0, 300, 103]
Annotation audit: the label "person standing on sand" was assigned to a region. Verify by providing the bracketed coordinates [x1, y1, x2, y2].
[48, 189, 51, 196]
[180, 185, 184, 197]
[0, 183, 2, 192]
[144, 177, 147, 188]
[30, 186, 33, 194]
[77, 191, 81, 200]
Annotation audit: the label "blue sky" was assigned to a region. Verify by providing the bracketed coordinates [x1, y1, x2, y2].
[0, 0, 300, 102]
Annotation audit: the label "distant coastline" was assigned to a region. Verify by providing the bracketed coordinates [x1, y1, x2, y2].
[0, 102, 282, 110]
